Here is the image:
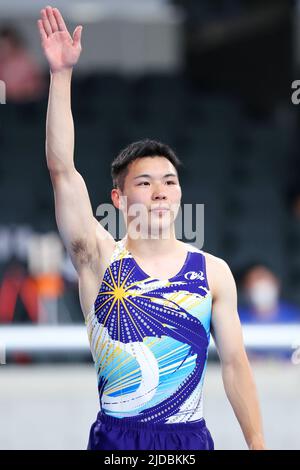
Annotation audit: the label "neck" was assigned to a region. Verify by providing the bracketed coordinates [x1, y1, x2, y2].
[124, 227, 181, 258]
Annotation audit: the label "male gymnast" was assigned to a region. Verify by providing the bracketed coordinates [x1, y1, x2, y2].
[37, 6, 266, 450]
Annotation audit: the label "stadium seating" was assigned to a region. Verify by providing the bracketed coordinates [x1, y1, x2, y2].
[0, 72, 297, 311]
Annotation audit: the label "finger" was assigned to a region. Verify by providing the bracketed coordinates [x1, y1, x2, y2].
[53, 7, 68, 32]
[37, 19, 47, 43]
[41, 9, 52, 36]
[46, 6, 59, 32]
[72, 26, 83, 48]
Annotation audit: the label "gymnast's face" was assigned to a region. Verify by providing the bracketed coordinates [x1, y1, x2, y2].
[115, 156, 182, 238]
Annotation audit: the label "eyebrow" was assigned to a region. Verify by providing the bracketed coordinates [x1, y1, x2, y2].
[133, 173, 177, 180]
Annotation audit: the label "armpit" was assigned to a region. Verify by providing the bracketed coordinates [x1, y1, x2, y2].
[71, 238, 98, 271]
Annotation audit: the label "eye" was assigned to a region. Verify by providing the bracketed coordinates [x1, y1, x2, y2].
[166, 181, 176, 185]
[138, 182, 150, 186]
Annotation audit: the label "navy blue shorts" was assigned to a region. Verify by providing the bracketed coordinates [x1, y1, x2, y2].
[87, 412, 214, 450]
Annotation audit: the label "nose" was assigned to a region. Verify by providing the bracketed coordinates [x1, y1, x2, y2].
[152, 183, 167, 200]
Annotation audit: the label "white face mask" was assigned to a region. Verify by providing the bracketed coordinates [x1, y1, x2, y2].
[248, 280, 279, 312]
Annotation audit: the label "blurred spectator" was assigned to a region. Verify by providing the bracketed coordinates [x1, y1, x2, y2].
[0, 25, 46, 102]
[237, 263, 300, 324]
[28, 233, 65, 324]
[0, 256, 39, 323]
[0, 226, 80, 324]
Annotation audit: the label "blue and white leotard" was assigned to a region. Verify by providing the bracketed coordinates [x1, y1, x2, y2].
[85, 237, 212, 424]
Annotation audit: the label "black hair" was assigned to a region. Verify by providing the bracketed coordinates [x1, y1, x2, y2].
[111, 139, 182, 191]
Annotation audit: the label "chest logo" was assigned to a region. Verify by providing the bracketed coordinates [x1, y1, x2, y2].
[184, 271, 205, 281]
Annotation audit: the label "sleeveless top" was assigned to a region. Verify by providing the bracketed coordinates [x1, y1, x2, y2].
[85, 238, 212, 424]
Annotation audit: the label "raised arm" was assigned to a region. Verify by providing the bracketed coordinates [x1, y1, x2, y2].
[206, 254, 267, 450]
[37, 6, 113, 274]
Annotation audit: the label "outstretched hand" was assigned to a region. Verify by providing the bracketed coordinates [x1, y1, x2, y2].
[37, 6, 82, 73]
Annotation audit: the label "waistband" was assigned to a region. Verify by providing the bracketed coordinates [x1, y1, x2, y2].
[96, 411, 207, 432]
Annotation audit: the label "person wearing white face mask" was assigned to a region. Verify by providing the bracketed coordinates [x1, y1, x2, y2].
[238, 265, 300, 324]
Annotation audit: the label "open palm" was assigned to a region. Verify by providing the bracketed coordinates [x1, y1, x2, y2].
[38, 6, 82, 72]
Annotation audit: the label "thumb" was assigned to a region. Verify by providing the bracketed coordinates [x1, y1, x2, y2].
[72, 25, 83, 48]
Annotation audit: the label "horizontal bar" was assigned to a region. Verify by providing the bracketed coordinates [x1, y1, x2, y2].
[0, 324, 299, 354]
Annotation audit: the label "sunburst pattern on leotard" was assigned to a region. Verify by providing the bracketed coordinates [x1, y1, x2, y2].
[86, 239, 212, 424]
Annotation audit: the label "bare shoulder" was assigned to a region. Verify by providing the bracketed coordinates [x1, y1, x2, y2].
[201, 250, 235, 298]
[203, 250, 231, 272]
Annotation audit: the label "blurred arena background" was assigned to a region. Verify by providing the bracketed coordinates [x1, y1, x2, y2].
[0, 0, 300, 450]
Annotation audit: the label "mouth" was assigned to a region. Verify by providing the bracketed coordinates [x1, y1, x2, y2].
[150, 206, 170, 211]
[150, 208, 170, 214]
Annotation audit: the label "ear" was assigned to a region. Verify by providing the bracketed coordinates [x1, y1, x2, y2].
[111, 188, 120, 209]
[111, 188, 127, 211]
